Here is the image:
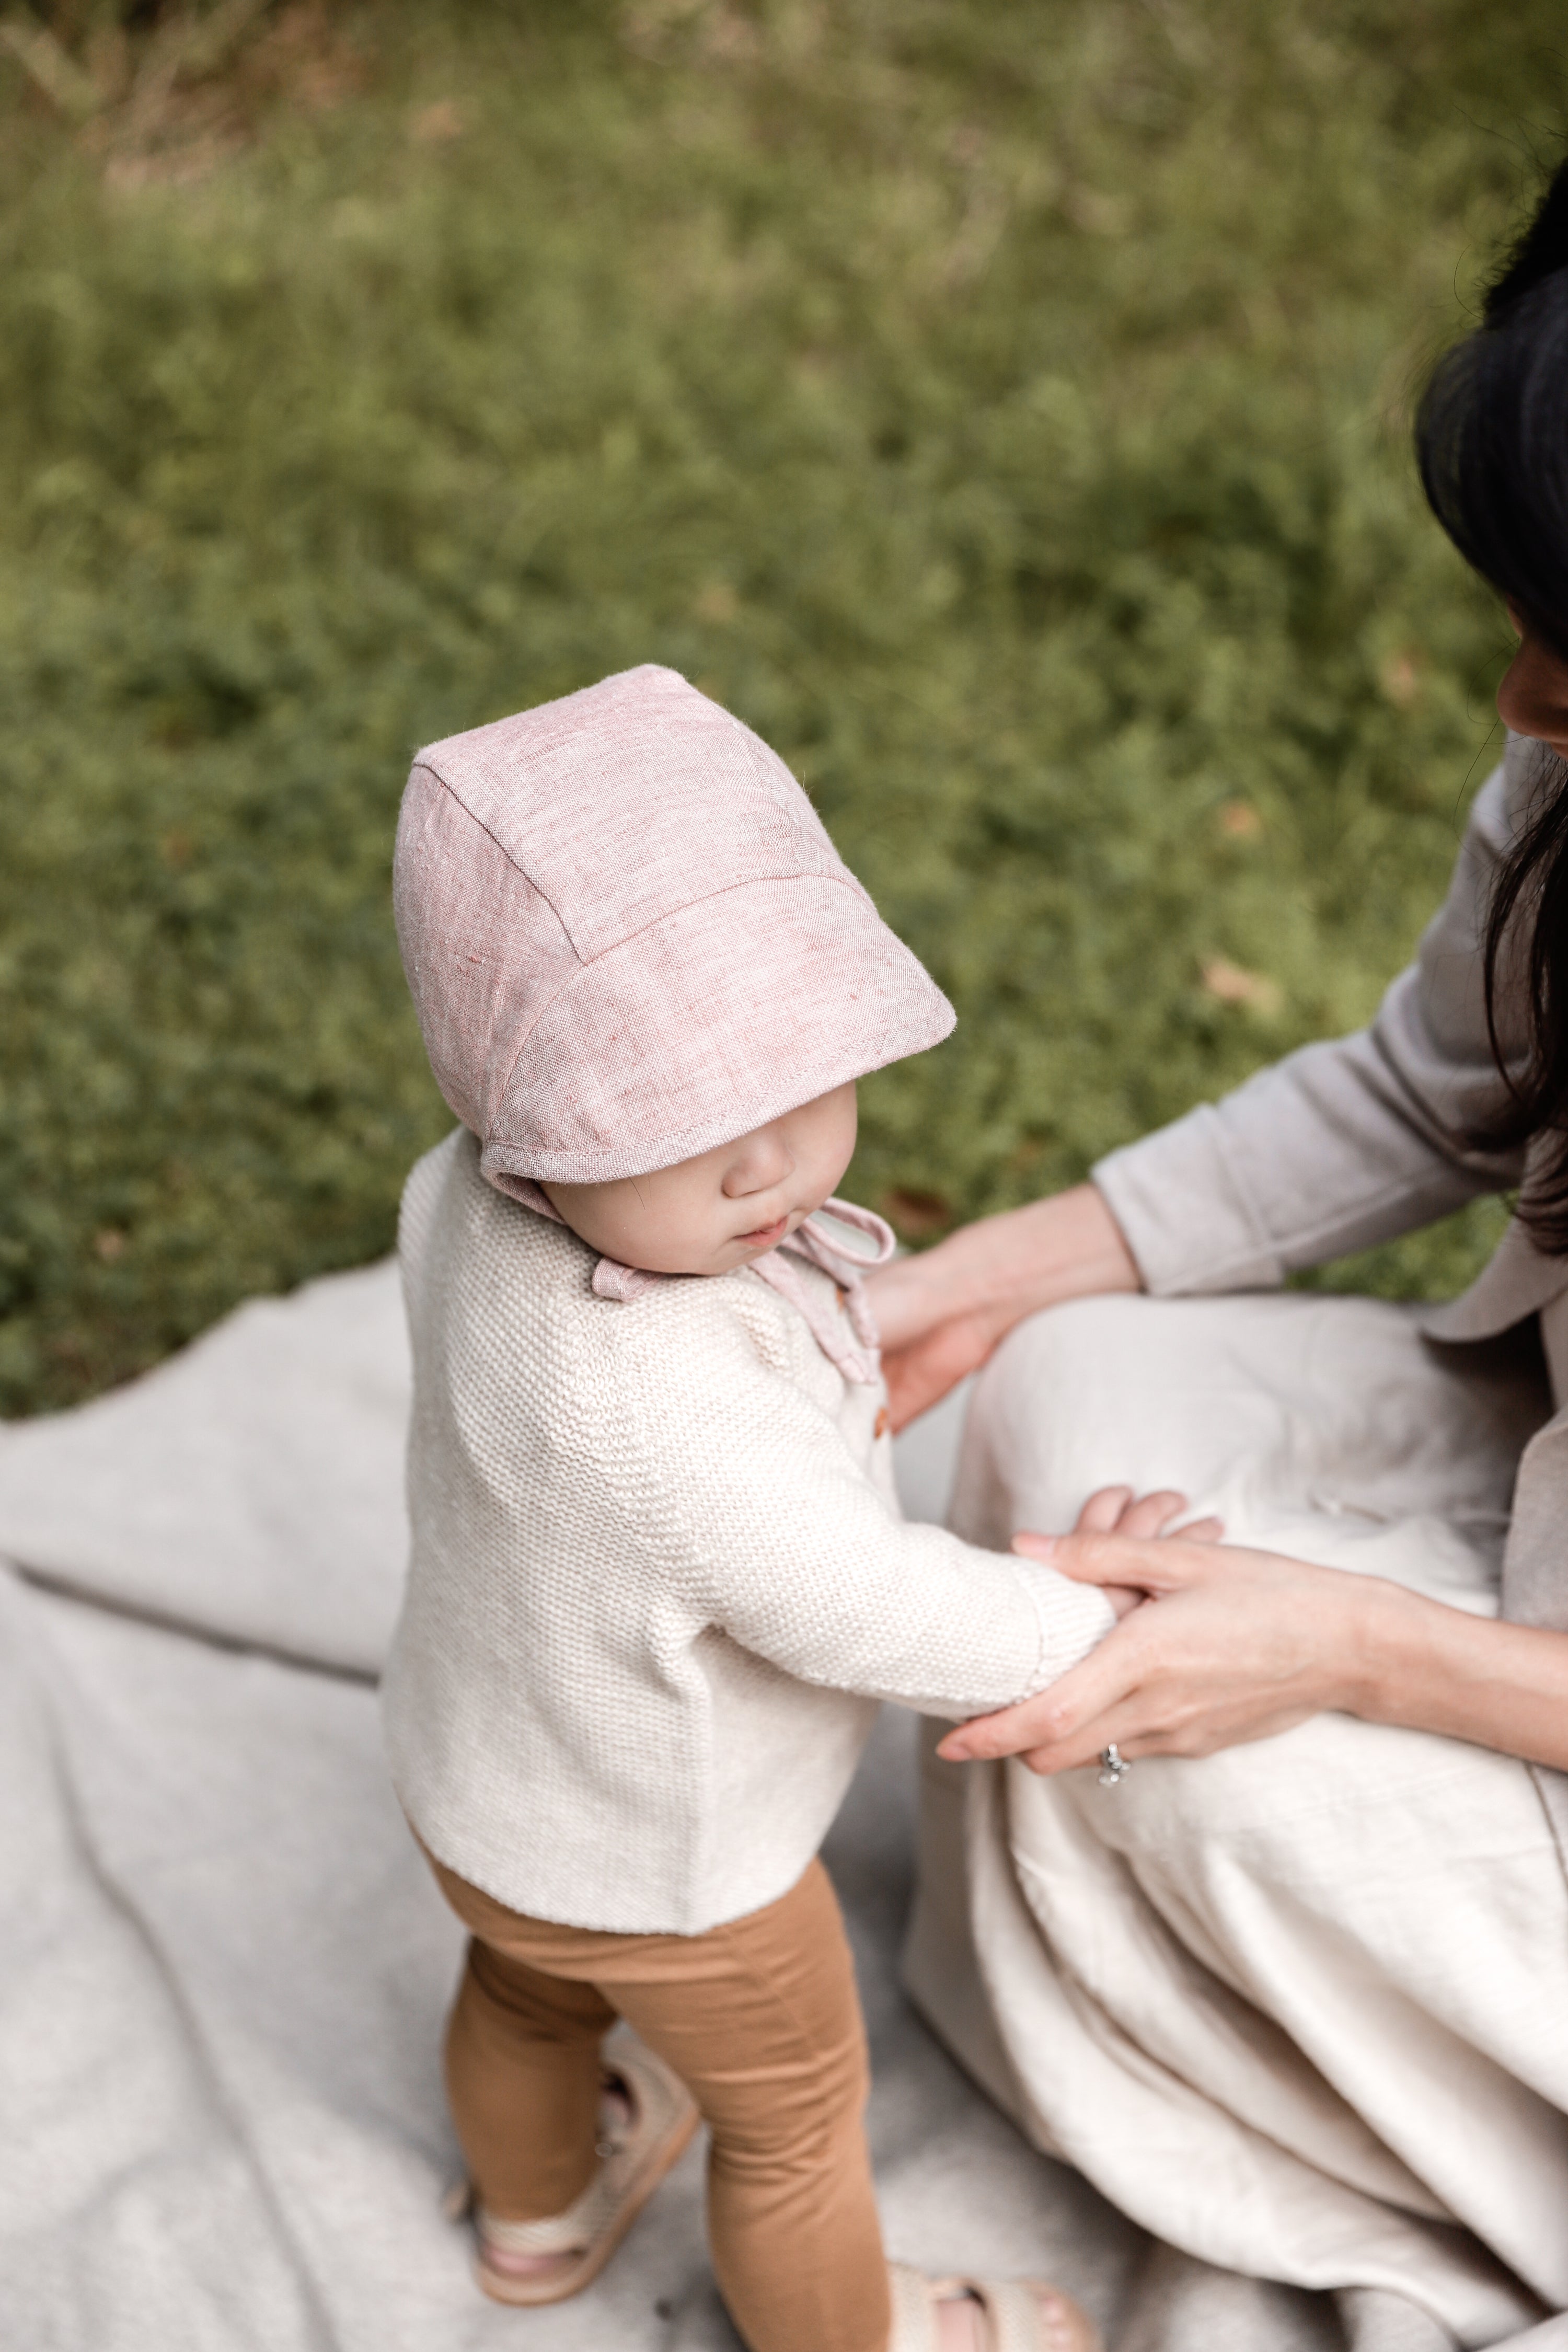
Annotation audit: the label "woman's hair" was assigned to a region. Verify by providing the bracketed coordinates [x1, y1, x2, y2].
[1416, 158, 1568, 1247]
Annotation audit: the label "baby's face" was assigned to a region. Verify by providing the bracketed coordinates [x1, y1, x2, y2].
[544, 1082, 858, 1276]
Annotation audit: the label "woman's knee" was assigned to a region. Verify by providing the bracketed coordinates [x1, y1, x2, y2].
[953, 1292, 1317, 1541]
[953, 1293, 1196, 1540]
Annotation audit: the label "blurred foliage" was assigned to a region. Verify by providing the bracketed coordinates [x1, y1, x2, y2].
[1, 0, 1563, 1412]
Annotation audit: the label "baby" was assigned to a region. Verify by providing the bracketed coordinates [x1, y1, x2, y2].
[383, 665, 1106, 2352]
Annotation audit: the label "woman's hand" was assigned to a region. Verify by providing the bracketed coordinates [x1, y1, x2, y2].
[867, 1185, 1140, 1431]
[939, 1527, 1389, 1772]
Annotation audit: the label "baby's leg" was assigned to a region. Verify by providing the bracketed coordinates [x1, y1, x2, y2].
[596, 1858, 890, 2352]
[444, 1931, 616, 2223]
[428, 1849, 890, 2350]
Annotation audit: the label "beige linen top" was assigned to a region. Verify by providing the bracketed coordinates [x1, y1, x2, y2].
[382, 1128, 1114, 1934]
[1092, 730, 1568, 1848]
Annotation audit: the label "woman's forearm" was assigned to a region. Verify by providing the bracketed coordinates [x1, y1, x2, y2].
[944, 1529, 1568, 1778]
[948, 1184, 1144, 1323]
[869, 1184, 1141, 1352]
[1356, 1581, 1568, 1772]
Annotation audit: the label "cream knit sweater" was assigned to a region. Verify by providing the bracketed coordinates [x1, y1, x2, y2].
[382, 1130, 1115, 1933]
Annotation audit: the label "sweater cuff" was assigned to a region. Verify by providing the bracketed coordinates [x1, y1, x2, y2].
[1007, 1556, 1117, 1692]
[1092, 1104, 1286, 1297]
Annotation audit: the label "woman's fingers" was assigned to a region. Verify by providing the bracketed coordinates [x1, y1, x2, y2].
[939, 1629, 1146, 1762]
[937, 1696, 1054, 1763]
[878, 1321, 989, 1429]
[945, 1543, 1366, 1770]
[1013, 1527, 1201, 1592]
[1019, 1707, 1153, 1774]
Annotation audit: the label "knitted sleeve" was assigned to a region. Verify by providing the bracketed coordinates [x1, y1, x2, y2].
[585, 1289, 1115, 1719]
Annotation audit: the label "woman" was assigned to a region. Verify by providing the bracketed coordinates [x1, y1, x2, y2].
[868, 165, 1568, 2348]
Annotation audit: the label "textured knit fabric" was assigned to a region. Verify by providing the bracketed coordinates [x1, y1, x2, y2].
[382, 1128, 1115, 1934]
[392, 664, 954, 1189]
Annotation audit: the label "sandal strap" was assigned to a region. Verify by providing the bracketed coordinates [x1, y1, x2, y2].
[890, 2270, 1099, 2352]
[477, 2036, 695, 2259]
[974, 2279, 1054, 2352]
[966, 2276, 1099, 2352]
[887, 2264, 942, 2352]
[479, 2168, 613, 2257]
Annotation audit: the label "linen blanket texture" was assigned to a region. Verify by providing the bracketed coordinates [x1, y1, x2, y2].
[0, 1259, 1561, 2352]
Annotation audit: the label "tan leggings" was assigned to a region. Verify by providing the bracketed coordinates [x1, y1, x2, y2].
[428, 1852, 892, 2352]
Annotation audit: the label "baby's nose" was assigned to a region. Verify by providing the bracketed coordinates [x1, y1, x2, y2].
[722, 1131, 794, 1195]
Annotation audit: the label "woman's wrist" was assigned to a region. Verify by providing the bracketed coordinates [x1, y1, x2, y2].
[1006, 1184, 1144, 1316]
[1341, 1575, 1568, 1772]
[1336, 1576, 1434, 1724]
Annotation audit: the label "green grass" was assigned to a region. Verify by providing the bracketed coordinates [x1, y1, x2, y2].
[1, 0, 1563, 1413]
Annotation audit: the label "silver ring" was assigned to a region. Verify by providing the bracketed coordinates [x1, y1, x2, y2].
[1097, 1743, 1132, 1788]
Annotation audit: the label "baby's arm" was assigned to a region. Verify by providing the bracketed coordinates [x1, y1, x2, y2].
[595, 1305, 1115, 1718]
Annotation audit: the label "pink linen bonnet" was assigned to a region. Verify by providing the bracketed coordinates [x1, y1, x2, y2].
[393, 664, 955, 1191]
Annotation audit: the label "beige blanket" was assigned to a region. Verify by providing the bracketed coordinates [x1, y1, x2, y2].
[2, 1261, 1561, 2351]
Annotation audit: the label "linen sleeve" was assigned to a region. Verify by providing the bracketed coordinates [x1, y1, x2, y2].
[589, 1299, 1115, 1720]
[1092, 745, 1540, 1294]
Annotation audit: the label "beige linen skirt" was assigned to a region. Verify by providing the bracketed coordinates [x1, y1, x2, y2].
[903, 1292, 1568, 2349]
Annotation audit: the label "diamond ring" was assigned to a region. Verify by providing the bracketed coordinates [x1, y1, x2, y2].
[1097, 1743, 1132, 1788]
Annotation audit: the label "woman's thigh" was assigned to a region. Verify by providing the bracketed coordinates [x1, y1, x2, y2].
[996, 1707, 1568, 2313]
[933, 1289, 1568, 2316]
[950, 1289, 1549, 1609]
[1012, 1704, 1568, 2131]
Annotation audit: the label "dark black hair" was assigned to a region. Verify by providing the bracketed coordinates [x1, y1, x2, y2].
[1416, 159, 1568, 1249]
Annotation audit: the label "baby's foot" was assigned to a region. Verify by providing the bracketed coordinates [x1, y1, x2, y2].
[927, 2280, 1092, 2352]
[479, 2245, 576, 2282]
[467, 2036, 700, 2310]
[478, 2076, 635, 2283]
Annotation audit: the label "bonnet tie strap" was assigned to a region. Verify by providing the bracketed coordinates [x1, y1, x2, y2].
[503, 1181, 894, 1385]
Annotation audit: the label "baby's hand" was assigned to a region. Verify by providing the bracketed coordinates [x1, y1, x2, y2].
[1013, 1486, 1223, 1620]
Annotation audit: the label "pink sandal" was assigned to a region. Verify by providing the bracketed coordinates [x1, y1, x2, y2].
[451, 2035, 699, 2307]
[889, 2261, 1101, 2352]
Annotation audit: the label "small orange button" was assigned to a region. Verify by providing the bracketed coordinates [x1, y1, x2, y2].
[874, 1406, 891, 1440]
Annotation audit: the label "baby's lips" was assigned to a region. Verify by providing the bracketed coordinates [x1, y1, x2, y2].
[735, 1214, 790, 1248]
